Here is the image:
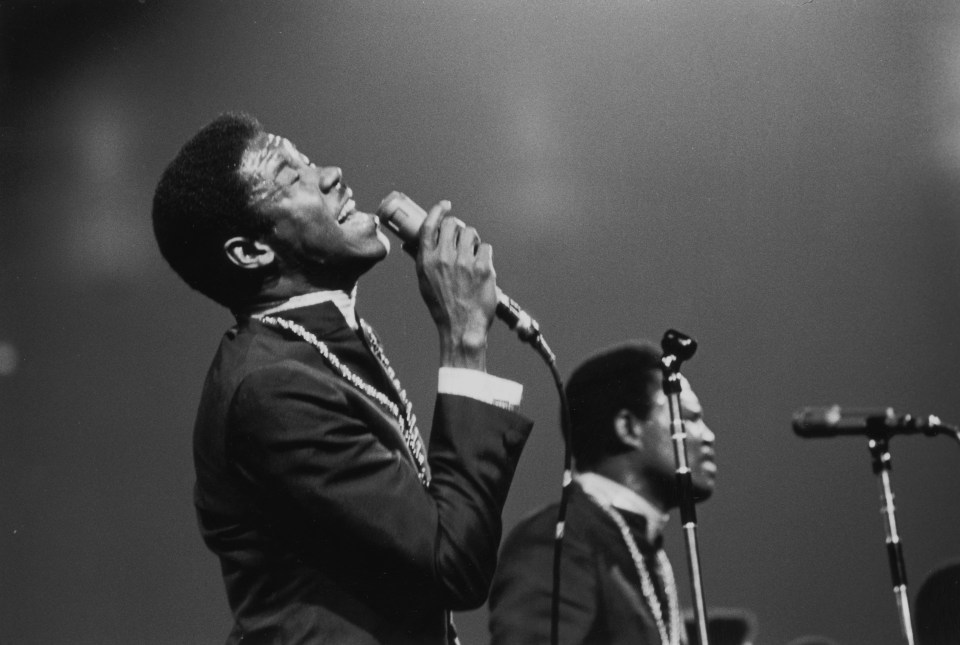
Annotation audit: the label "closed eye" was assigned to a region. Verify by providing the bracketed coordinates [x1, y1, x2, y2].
[276, 164, 299, 186]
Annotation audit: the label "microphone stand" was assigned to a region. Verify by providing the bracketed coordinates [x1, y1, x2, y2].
[660, 329, 710, 645]
[794, 408, 959, 643]
[864, 414, 915, 645]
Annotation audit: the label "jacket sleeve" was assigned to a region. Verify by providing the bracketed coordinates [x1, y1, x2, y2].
[228, 360, 532, 609]
[489, 513, 599, 645]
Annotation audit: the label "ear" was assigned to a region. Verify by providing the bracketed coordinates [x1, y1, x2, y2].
[224, 237, 275, 269]
[613, 408, 644, 449]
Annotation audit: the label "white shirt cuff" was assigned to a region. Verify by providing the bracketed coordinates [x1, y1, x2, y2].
[437, 367, 523, 411]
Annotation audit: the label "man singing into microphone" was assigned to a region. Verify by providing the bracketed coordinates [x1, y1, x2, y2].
[489, 341, 718, 645]
[152, 113, 533, 644]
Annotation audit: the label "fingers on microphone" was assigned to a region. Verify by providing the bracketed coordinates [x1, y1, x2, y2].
[456, 225, 481, 262]
[437, 212, 465, 260]
[421, 200, 451, 250]
[476, 242, 495, 280]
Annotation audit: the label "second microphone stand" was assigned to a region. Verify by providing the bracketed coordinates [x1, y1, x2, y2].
[864, 414, 915, 645]
[660, 329, 710, 645]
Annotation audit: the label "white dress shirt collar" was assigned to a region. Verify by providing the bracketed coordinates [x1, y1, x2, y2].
[251, 286, 358, 330]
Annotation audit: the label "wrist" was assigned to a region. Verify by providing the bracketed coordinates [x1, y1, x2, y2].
[439, 331, 487, 370]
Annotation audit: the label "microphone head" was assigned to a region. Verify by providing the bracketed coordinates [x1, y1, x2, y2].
[792, 405, 895, 437]
[376, 192, 427, 245]
[792, 405, 842, 436]
[661, 328, 697, 363]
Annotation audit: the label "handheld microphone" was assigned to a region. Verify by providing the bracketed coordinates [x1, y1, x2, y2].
[376, 192, 554, 360]
[792, 405, 959, 440]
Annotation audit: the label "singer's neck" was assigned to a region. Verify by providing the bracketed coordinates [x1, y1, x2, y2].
[592, 457, 672, 515]
[242, 272, 361, 315]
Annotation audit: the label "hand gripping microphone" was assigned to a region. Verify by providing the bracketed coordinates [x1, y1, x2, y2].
[376, 192, 554, 361]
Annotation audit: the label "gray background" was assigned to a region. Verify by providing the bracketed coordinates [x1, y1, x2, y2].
[2, 1, 960, 643]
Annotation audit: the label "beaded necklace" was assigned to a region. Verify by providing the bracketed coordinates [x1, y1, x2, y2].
[259, 315, 430, 486]
[586, 494, 680, 645]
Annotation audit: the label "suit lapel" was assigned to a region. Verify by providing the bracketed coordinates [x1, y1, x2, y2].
[573, 485, 666, 637]
[277, 302, 406, 411]
[256, 302, 424, 476]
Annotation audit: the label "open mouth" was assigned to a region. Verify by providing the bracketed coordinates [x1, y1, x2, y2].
[337, 198, 357, 224]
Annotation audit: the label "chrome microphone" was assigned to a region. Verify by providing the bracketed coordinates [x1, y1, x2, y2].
[376, 192, 553, 360]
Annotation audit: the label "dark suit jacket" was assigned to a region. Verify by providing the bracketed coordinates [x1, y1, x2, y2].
[489, 482, 682, 645]
[192, 301, 533, 644]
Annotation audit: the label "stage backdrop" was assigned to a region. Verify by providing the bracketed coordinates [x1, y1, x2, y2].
[2, 2, 959, 644]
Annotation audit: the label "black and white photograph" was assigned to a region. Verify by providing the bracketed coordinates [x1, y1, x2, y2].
[2, 2, 960, 644]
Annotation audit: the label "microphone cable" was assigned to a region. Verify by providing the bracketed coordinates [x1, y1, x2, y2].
[546, 354, 573, 645]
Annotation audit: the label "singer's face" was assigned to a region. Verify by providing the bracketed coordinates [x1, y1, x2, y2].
[240, 133, 390, 280]
[640, 376, 717, 507]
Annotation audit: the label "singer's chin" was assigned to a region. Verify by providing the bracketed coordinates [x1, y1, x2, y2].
[692, 468, 717, 501]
